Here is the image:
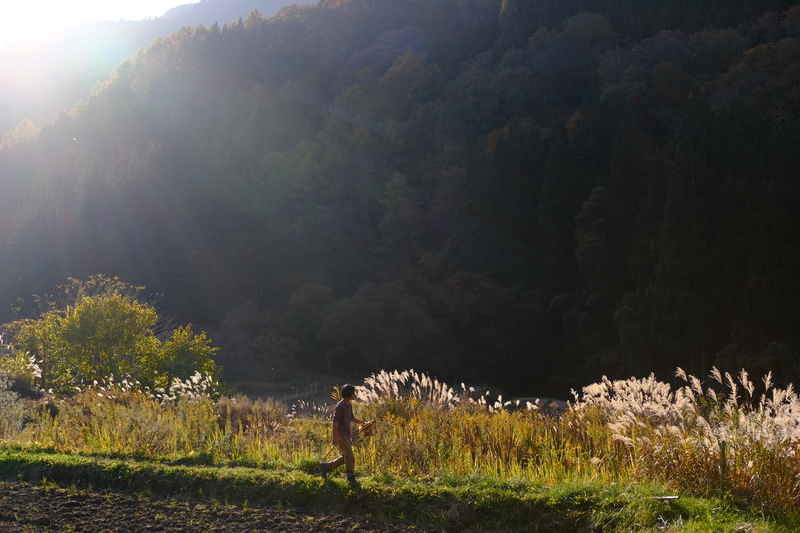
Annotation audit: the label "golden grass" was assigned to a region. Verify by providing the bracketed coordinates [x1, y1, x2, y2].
[0, 367, 798, 514]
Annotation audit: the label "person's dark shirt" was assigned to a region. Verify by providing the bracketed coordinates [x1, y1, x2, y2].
[332, 400, 354, 439]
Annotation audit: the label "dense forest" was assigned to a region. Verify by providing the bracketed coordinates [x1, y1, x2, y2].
[1, 0, 800, 397]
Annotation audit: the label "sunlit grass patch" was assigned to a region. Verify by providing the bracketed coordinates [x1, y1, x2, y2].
[0, 445, 795, 532]
[0, 367, 799, 530]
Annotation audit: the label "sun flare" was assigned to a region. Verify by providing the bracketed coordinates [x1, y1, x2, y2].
[0, 0, 190, 50]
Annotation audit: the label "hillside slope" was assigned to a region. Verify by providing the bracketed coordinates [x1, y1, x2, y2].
[0, 0, 313, 135]
[1, 0, 799, 396]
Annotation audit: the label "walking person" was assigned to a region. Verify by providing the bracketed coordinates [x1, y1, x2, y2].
[319, 384, 368, 487]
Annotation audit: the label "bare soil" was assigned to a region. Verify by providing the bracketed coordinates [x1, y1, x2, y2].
[0, 481, 439, 532]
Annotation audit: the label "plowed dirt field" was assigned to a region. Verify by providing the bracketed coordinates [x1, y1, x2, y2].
[0, 481, 440, 532]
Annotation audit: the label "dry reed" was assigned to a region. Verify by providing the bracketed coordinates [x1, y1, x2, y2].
[1, 367, 798, 514]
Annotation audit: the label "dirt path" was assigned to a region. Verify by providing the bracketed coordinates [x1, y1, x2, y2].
[0, 481, 439, 532]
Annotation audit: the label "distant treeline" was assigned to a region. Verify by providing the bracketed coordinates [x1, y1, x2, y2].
[1, 0, 800, 396]
[500, 0, 799, 43]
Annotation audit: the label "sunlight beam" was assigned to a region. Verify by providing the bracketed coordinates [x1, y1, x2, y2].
[0, 0, 192, 51]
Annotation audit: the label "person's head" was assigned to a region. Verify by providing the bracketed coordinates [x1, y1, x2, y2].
[341, 384, 356, 400]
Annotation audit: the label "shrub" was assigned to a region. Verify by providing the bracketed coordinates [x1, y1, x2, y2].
[2, 276, 218, 391]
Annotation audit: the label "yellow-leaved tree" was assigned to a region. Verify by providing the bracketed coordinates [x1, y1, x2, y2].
[2, 275, 218, 391]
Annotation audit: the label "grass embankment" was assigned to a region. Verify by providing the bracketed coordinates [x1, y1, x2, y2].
[0, 369, 799, 531]
[0, 446, 789, 533]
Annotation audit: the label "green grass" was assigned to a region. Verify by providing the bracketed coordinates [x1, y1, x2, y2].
[0, 446, 795, 533]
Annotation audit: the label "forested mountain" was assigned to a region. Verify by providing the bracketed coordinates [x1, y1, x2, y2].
[2, 0, 800, 397]
[0, 0, 313, 135]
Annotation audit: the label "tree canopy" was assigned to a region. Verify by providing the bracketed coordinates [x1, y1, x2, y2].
[2, 0, 800, 396]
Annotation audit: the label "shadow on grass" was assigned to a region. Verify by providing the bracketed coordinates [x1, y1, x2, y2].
[0, 448, 795, 533]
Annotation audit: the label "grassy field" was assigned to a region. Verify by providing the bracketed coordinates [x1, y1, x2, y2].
[0, 369, 798, 532]
[0, 446, 792, 532]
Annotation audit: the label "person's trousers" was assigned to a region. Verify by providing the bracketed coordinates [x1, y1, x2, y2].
[326, 436, 355, 475]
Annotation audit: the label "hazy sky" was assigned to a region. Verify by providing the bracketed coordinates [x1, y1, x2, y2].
[1, 1, 192, 50]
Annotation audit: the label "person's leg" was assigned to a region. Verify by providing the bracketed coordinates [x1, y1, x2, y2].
[340, 437, 360, 486]
[320, 439, 349, 477]
[328, 454, 345, 470]
[340, 437, 355, 475]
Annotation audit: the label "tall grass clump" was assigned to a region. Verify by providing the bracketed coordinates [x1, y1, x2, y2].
[353, 370, 620, 482]
[574, 368, 800, 514]
[19, 375, 221, 458]
[214, 393, 327, 464]
[0, 374, 28, 440]
[357, 369, 464, 406]
[9, 372, 329, 466]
